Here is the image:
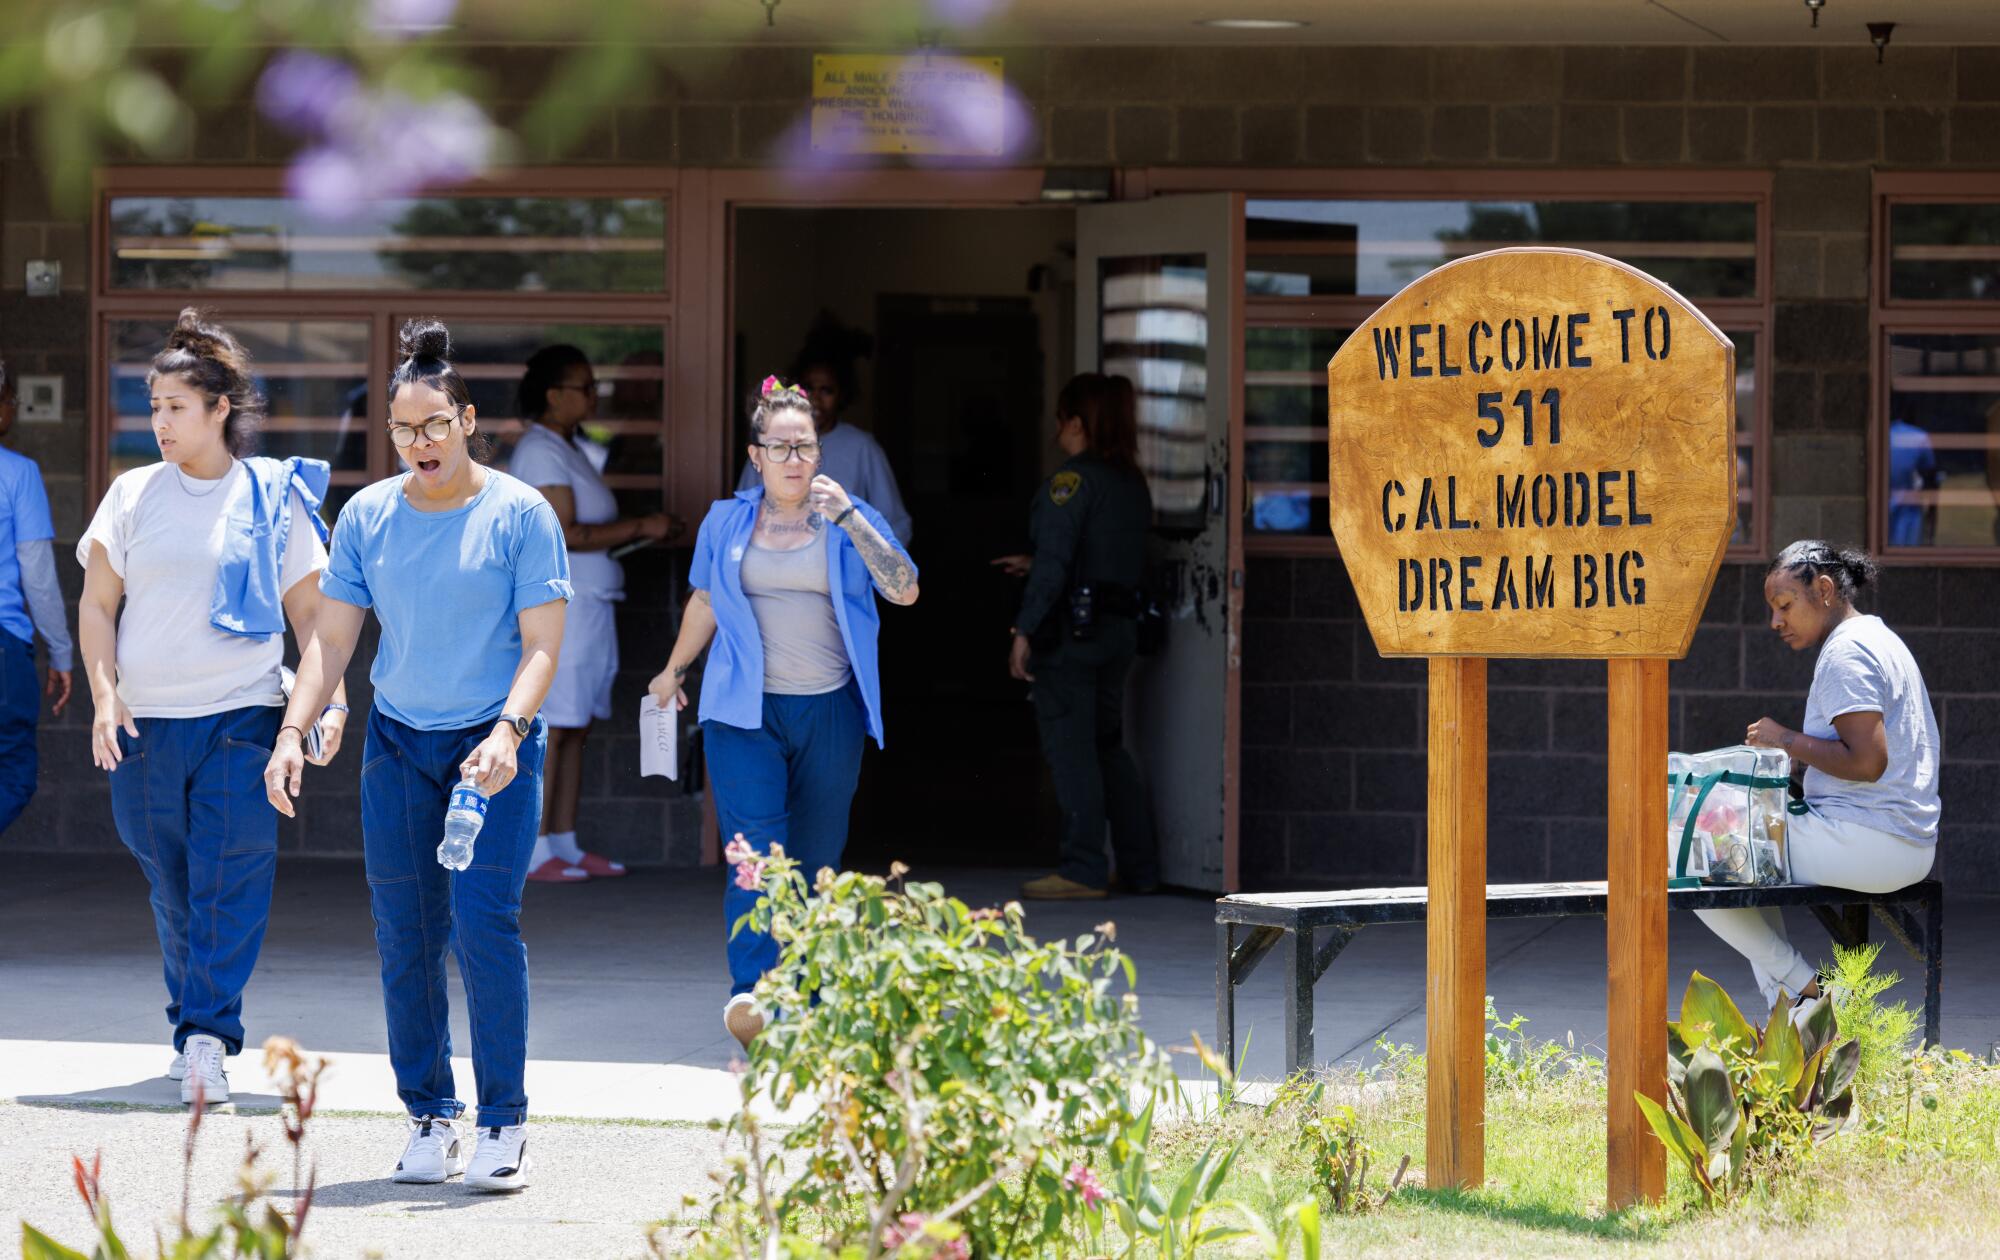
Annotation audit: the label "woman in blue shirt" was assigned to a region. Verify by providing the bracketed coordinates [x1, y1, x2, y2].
[650, 377, 917, 1049]
[264, 319, 570, 1194]
[0, 358, 73, 835]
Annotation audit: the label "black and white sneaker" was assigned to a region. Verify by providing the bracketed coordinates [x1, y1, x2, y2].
[466, 1124, 531, 1192]
[392, 1116, 467, 1184]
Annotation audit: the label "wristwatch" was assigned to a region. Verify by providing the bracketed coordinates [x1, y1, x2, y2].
[497, 713, 532, 740]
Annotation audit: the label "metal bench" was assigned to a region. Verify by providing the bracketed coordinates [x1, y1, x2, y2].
[1215, 879, 1943, 1077]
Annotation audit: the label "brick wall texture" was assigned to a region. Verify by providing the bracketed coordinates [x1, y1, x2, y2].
[0, 43, 1994, 883]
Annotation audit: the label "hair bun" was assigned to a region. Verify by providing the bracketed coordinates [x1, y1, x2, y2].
[1838, 546, 1879, 593]
[168, 307, 222, 355]
[399, 317, 452, 363]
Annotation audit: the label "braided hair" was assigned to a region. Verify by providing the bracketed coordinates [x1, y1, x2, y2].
[1768, 539, 1878, 605]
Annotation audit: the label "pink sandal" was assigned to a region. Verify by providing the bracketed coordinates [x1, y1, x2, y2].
[575, 852, 628, 878]
[527, 857, 589, 883]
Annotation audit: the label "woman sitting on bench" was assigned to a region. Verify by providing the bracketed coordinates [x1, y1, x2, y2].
[1696, 540, 1940, 1014]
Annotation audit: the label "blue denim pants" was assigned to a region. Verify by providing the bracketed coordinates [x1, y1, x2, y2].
[360, 705, 545, 1128]
[107, 704, 282, 1056]
[705, 685, 866, 997]
[0, 631, 39, 835]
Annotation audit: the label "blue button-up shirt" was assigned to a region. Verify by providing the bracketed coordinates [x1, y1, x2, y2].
[689, 489, 913, 747]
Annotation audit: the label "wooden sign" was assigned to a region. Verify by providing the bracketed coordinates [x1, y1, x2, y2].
[1326, 248, 1736, 659]
[810, 54, 1007, 157]
[1325, 247, 1736, 1210]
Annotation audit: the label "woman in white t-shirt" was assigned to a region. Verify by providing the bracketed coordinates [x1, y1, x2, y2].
[509, 345, 678, 882]
[76, 309, 348, 1106]
[1697, 541, 1941, 1013]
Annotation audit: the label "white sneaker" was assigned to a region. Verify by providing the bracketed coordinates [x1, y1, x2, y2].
[179, 1035, 227, 1106]
[724, 994, 765, 1049]
[393, 1116, 468, 1184]
[167, 1051, 187, 1081]
[465, 1124, 531, 1192]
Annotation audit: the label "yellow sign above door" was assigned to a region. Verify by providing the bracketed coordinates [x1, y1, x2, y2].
[810, 54, 1007, 157]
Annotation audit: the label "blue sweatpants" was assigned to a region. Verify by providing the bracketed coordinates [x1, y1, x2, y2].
[0, 631, 38, 835]
[107, 704, 282, 1056]
[704, 685, 866, 996]
[361, 705, 546, 1128]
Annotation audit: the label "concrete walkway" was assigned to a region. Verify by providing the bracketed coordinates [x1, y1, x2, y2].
[4, 853, 1994, 1256]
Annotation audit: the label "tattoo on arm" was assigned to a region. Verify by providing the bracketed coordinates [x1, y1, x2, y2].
[844, 516, 916, 601]
[691, 588, 710, 606]
[672, 663, 690, 681]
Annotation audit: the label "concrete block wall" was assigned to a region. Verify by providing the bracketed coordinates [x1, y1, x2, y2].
[1, 42, 1995, 881]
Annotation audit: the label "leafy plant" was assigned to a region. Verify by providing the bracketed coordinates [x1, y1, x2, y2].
[1293, 1098, 1408, 1215]
[1483, 996, 1602, 1092]
[685, 850, 1170, 1258]
[1822, 942, 1921, 1101]
[20, 1036, 328, 1260]
[1637, 971, 1861, 1204]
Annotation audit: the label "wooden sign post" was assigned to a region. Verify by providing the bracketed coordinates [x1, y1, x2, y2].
[1326, 248, 1736, 1207]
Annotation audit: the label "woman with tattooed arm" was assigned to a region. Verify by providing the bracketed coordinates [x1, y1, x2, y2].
[648, 377, 917, 1048]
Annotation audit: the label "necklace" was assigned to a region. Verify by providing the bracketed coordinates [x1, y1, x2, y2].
[173, 462, 232, 499]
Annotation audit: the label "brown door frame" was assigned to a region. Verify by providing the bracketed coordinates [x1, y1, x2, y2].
[680, 167, 1244, 887]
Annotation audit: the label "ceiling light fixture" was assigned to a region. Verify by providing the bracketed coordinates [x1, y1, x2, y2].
[1869, 20, 1895, 64]
[1804, 0, 1825, 29]
[1197, 18, 1309, 30]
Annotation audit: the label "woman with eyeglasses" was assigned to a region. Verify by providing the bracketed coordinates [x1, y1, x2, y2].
[510, 344, 679, 883]
[264, 318, 569, 1193]
[649, 376, 917, 1049]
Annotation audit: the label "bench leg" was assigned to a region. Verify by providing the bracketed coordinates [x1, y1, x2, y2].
[1284, 926, 1314, 1079]
[1216, 922, 1236, 1078]
[1924, 893, 1944, 1050]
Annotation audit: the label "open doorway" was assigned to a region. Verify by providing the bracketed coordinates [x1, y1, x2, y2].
[732, 206, 1078, 869]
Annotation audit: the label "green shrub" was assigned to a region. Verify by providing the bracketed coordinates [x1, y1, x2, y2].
[1822, 942, 1921, 1103]
[683, 849, 1170, 1258]
[1638, 971, 1859, 1205]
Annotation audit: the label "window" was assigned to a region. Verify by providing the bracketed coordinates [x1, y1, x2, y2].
[90, 172, 675, 523]
[1138, 172, 1773, 556]
[1873, 175, 2000, 560]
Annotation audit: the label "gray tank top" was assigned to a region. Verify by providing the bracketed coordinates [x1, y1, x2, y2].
[740, 527, 853, 696]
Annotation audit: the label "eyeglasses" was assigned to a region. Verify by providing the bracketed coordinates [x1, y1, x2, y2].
[388, 407, 465, 448]
[758, 440, 820, 464]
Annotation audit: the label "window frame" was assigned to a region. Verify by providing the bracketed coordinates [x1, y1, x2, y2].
[88, 165, 678, 512]
[1128, 168, 1774, 560]
[1869, 171, 2000, 565]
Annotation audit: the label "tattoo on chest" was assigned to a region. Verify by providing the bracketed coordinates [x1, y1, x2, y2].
[758, 511, 822, 537]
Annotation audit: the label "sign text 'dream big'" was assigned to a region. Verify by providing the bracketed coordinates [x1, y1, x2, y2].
[1326, 248, 1737, 659]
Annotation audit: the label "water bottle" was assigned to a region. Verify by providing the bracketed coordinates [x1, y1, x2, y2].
[438, 776, 489, 871]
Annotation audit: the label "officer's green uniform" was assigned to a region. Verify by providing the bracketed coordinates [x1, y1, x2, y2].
[1014, 452, 1159, 892]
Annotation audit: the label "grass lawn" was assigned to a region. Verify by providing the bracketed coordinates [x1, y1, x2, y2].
[1141, 1037, 2000, 1258]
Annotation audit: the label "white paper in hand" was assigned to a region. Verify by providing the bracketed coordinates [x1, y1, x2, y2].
[639, 695, 678, 780]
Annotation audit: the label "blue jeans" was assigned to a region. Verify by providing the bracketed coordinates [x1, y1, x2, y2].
[0, 631, 38, 834]
[361, 705, 545, 1128]
[107, 704, 282, 1056]
[705, 686, 866, 996]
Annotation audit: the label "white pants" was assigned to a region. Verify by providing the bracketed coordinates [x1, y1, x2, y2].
[1693, 808, 1935, 1012]
[541, 594, 618, 729]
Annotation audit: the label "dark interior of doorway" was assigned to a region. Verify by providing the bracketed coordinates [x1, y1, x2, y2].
[732, 208, 1075, 871]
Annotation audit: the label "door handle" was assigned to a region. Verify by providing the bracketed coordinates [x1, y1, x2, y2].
[1207, 469, 1226, 516]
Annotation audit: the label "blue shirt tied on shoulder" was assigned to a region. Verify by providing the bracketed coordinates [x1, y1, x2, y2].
[690, 488, 914, 748]
[210, 456, 332, 639]
[321, 469, 572, 732]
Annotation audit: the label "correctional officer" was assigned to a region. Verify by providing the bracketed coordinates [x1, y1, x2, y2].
[996, 373, 1159, 900]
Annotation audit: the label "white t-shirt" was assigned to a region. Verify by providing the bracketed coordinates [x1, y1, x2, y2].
[78, 461, 327, 718]
[1802, 614, 1942, 844]
[509, 423, 623, 600]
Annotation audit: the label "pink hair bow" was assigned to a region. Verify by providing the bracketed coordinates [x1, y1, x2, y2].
[760, 375, 807, 401]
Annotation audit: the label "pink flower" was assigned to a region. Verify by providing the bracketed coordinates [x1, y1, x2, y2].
[1065, 1163, 1107, 1209]
[880, 1213, 968, 1259]
[969, 907, 1000, 922]
[732, 859, 767, 891]
[724, 833, 756, 865]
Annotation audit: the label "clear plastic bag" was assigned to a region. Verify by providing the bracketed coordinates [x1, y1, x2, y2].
[1667, 745, 1792, 887]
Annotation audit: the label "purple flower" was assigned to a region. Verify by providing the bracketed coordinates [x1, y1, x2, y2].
[927, 0, 1009, 23]
[285, 147, 369, 219]
[368, 0, 458, 37]
[256, 51, 359, 137]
